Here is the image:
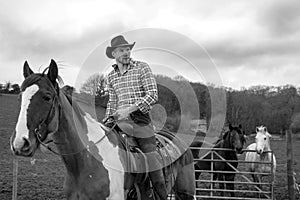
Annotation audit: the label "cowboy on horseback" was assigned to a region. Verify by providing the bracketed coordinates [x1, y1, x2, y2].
[104, 35, 168, 199]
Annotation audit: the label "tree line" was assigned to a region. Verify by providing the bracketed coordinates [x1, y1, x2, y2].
[82, 73, 300, 135]
[3, 73, 300, 135]
[0, 82, 20, 94]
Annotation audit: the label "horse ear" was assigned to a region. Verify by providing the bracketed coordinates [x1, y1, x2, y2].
[23, 61, 33, 78]
[229, 124, 233, 131]
[263, 127, 267, 132]
[47, 59, 58, 84]
[221, 132, 227, 139]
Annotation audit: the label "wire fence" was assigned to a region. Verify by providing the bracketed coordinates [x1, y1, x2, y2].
[191, 147, 275, 200]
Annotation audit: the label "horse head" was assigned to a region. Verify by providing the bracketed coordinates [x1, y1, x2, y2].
[255, 125, 271, 154]
[11, 60, 60, 157]
[226, 124, 246, 154]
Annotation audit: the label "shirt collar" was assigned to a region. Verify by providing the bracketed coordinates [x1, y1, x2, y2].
[112, 62, 135, 72]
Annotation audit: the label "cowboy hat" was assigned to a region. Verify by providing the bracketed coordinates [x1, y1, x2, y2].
[106, 35, 135, 59]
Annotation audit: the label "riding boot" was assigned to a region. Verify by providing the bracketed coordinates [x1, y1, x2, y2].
[149, 169, 168, 200]
[134, 135, 168, 199]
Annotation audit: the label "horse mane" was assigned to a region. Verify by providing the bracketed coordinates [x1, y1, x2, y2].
[60, 85, 119, 147]
[61, 86, 87, 127]
[214, 128, 231, 146]
[214, 125, 243, 148]
[21, 73, 45, 91]
[21, 72, 63, 95]
[62, 86, 83, 113]
[42, 66, 64, 86]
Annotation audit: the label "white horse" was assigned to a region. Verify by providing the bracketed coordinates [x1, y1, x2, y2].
[245, 126, 276, 188]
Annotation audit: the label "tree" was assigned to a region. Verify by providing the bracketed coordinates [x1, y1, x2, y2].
[80, 73, 106, 96]
[5, 81, 11, 90]
[11, 84, 20, 94]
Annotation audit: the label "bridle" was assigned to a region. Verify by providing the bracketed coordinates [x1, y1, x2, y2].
[34, 95, 57, 143]
[30, 77, 79, 156]
[31, 76, 116, 156]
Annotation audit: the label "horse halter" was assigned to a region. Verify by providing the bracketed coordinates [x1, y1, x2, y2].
[33, 86, 85, 156]
[32, 76, 60, 151]
[34, 95, 57, 145]
[32, 77, 117, 156]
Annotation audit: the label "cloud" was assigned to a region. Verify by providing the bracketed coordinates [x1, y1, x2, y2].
[0, 0, 299, 90]
[257, 0, 300, 37]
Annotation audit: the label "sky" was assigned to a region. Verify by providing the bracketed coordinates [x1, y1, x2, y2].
[0, 0, 300, 90]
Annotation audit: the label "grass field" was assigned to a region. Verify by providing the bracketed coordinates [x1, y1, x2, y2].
[1, 94, 300, 200]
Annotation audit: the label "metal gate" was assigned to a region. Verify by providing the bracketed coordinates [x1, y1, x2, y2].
[191, 147, 275, 200]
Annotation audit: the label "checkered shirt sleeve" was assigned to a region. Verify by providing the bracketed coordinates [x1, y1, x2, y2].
[134, 63, 158, 113]
[105, 76, 118, 118]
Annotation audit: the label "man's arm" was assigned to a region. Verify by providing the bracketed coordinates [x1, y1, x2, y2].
[134, 62, 158, 113]
[105, 77, 117, 119]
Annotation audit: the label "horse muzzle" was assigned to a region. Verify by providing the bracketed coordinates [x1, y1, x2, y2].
[10, 132, 37, 157]
[256, 148, 263, 155]
[236, 147, 243, 154]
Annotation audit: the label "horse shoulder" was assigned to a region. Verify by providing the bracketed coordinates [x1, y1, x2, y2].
[246, 143, 256, 150]
[245, 143, 258, 171]
[245, 143, 257, 160]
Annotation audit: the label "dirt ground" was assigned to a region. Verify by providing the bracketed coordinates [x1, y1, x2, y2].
[1, 94, 300, 200]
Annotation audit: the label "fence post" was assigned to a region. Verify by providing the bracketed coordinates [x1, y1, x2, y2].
[210, 151, 213, 197]
[286, 130, 295, 200]
[12, 157, 18, 200]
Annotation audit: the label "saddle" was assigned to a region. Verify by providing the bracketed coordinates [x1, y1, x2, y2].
[114, 121, 184, 174]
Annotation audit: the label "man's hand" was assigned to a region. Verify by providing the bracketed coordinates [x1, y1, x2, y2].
[114, 105, 138, 120]
[114, 108, 131, 120]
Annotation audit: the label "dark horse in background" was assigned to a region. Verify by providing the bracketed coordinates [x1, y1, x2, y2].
[194, 124, 246, 197]
[10, 60, 195, 200]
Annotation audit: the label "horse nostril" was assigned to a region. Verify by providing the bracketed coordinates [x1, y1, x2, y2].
[257, 149, 262, 154]
[236, 147, 242, 153]
[22, 137, 31, 151]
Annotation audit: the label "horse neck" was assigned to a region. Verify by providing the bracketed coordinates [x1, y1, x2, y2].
[262, 138, 272, 160]
[217, 132, 236, 158]
[53, 93, 89, 173]
[220, 132, 232, 149]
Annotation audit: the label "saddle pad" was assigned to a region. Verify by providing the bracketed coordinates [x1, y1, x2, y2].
[118, 129, 191, 173]
[156, 134, 182, 164]
[119, 146, 148, 173]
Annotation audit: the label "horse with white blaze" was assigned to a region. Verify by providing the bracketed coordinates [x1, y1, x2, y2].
[10, 59, 196, 200]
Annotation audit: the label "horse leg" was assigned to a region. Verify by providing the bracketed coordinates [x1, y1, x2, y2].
[252, 174, 261, 189]
[194, 161, 204, 181]
[174, 163, 195, 200]
[134, 181, 157, 200]
[194, 161, 205, 197]
[225, 173, 235, 197]
[257, 175, 264, 199]
[251, 174, 263, 199]
[215, 173, 224, 196]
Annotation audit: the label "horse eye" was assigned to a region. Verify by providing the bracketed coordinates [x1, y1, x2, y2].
[264, 137, 267, 140]
[42, 95, 51, 101]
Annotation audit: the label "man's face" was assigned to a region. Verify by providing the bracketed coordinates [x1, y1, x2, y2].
[112, 46, 131, 65]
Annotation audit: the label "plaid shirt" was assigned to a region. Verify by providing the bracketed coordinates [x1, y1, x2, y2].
[105, 60, 158, 118]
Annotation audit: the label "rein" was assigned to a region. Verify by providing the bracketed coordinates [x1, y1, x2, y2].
[32, 92, 87, 156]
[35, 101, 117, 156]
[32, 77, 116, 156]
